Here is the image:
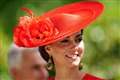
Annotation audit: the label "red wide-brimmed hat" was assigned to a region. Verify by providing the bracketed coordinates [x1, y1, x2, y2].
[13, 1, 104, 47]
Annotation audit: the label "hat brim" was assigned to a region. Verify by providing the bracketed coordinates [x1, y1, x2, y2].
[38, 1, 104, 46]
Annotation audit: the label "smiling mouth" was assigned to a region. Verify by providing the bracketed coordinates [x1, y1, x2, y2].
[65, 53, 80, 60]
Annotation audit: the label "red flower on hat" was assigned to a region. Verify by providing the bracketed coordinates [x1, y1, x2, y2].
[13, 8, 59, 47]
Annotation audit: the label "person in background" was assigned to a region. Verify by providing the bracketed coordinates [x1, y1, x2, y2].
[8, 43, 48, 80]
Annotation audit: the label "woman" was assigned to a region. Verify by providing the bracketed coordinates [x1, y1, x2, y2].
[13, 1, 104, 80]
[39, 30, 103, 80]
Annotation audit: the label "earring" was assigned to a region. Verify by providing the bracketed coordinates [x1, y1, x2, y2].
[46, 58, 54, 71]
[79, 62, 84, 70]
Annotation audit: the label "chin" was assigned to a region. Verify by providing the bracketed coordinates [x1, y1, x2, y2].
[68, 61, 80, 69]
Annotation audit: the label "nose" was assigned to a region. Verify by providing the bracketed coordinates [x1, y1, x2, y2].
[70, 41, 79, 49]
[70, 41, 83, 53]
[39, 68, 48, 79]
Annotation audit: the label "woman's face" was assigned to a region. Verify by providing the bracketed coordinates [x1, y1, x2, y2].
[45, 31, 84, 68]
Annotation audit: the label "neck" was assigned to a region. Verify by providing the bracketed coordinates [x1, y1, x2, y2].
[55, 65, 85, 80]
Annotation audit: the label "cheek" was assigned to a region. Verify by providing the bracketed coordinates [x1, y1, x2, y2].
[52, 45, 65, 55]
[52, 49, 64, 60]
[18, 69, 32, 79]
[22, 66, 36, 77]
[81, 48, 84, 57]
[31, 68, 48, 80]
[78, 41, 84, 56]
[51, 46, 66, 62]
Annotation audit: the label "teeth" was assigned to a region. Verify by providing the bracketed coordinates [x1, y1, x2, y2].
[75, 51, 78, 54]
[66, 54, 78, 59]
[65, 54, 81, 65]
[72, 55, 77, 59]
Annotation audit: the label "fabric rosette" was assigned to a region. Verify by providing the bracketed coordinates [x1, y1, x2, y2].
[13, 8, 59, 47]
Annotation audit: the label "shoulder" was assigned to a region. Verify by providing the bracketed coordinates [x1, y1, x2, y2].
[83, 73, 104, 80]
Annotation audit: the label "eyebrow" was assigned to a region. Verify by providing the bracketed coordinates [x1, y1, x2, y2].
[63, 32, 82, 39]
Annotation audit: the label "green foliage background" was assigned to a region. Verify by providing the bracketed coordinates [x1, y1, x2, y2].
[0, 0, 120, 80]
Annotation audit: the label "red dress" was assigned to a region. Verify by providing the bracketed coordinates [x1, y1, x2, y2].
[48, 73, 104, 80]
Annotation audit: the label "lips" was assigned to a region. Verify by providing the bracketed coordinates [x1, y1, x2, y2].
[64, 51, 81, 66]
[65, 51, 80, 61]
[65, 54, 79, 59]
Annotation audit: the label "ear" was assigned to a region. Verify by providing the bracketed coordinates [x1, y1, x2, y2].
[44, 45, 52, 55]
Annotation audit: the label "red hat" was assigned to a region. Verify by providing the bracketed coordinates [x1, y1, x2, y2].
[13, 1, 104, 47]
